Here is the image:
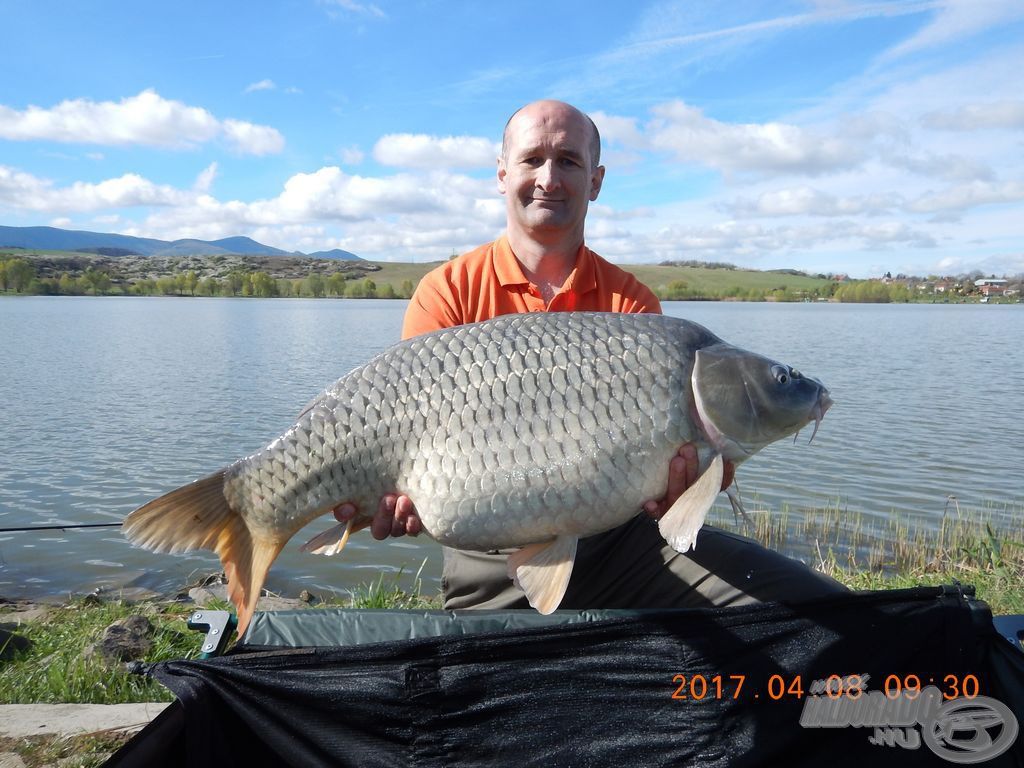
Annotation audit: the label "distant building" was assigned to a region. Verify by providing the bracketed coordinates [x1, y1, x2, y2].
[974, 278, 1008, 287]
[933, 280, 953, 293]
[979, 283, 1006, 298]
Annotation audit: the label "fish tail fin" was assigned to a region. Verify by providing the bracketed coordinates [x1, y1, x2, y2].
[122, 470, 281, 636]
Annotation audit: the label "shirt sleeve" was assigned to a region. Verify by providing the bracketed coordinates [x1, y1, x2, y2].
[401, 268, 463, 340]
[618, 275, 663, 315]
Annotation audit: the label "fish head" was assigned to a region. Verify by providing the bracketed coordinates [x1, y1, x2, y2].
[691, 343, 832, 461]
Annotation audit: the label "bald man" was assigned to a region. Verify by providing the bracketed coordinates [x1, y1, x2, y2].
[334, 100, 845, 610]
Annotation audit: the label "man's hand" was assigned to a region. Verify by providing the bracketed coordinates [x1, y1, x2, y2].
[643, 444, 735, 520]
[333, 494, 422, 540]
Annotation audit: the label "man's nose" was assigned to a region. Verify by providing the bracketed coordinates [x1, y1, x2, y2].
[535, 160, 561, 190]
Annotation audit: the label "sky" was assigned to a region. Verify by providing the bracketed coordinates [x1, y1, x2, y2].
[1, 0, 1022, 278]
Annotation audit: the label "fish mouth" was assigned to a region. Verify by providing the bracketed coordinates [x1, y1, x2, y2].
[801, 389, 833, 445]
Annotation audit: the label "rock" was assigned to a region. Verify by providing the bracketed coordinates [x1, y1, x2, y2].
[0, 752, 27, 768]
[253, 596, 310, 612]
[0, 628, 31, 660]
[189, 585, 311, 613]
[0, 603, 50, 630]
[84, 615, 154, 664]
[188, 584, 230, 606]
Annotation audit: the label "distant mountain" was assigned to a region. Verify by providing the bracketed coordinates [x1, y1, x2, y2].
[0, 225, 326, 259]
[208, 236, 295, 256]
[0, 225, 165, 255]
[308, 248, 364, 261]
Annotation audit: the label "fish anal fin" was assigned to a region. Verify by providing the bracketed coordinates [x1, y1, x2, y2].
[222, 531, 286, 637]
[507, 535, 578, 615]
[300, 517, 371, 556]
[658, 453, 724, 553]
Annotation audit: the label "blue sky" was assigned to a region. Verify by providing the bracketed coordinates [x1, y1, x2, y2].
[2, 0, 1022, 277]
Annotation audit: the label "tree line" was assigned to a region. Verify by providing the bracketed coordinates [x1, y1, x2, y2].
[0, 257, 416, 299]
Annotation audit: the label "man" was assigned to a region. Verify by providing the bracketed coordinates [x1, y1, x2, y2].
[335, 99, 844, 609]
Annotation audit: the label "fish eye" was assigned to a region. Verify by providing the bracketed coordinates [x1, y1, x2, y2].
[771, 365, 790, 385]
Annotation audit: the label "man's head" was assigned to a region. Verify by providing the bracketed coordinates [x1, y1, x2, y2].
[501, 101, 602, 170]
[497, 100, 605, 246]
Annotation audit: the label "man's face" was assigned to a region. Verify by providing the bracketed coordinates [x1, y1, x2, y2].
[497, 103, 604, 239]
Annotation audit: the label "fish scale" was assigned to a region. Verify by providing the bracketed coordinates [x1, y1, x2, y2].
[124, 311, 831, 633]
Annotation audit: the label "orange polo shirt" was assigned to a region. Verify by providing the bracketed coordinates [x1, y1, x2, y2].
[402, 236, 661, 340]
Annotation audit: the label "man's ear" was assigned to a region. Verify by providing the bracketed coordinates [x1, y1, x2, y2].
[589, 164, 606, 201]
[497, 155, 508, 195]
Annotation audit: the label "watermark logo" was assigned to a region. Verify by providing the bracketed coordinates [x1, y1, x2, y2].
[799, 674, 1018, 764]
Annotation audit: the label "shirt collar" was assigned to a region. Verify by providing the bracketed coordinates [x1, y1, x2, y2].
[494, 234, 597, 296]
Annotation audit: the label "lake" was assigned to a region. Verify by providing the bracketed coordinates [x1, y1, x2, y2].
[0, 297, 1021, 601]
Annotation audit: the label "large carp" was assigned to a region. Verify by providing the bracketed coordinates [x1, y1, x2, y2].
[124, 312, 831, 633]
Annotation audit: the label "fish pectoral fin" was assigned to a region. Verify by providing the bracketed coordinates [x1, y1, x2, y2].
[506, 535, 578, 615]
[299, 517, 371, 556]
[658, 453, 724, 553]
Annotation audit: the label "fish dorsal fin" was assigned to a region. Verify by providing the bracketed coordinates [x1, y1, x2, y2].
[657, 453, 724, 553]
[506, 535, 578, 614]
[300, 517, 372, 556]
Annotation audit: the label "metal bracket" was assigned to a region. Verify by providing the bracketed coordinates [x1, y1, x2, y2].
[187, 610, 237, 658]
[992, 615, 1024, 653]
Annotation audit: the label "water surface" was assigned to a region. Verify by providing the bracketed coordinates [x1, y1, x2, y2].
[0, 297, 1020, 599]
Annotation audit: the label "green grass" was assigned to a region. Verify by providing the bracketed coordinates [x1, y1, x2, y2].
[625, 263, 832, 297]
[0, 731, 134, 768]
[718, 501, 1024, 614]
[0, 566, 438, 707]
[0, 599, 198, 705]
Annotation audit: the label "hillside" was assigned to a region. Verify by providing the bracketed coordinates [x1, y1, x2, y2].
[1, 247, 838, 300]
[0, 226, 304, 259]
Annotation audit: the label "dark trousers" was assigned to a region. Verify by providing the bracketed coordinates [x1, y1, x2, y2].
[442, 515, 847, 610]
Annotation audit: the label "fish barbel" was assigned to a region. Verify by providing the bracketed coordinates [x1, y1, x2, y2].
[123, 312, 831, 633]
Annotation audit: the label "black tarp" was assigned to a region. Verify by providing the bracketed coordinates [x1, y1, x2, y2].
[108, 586, 1024, 767]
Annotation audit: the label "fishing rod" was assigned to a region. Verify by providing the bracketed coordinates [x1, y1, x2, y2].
[0, 523, 122, 532]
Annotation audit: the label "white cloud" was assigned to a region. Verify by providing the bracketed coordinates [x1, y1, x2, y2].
[339, 145, 365, 164]
[727, 187, 900, 218]
[907, 180, 1024, 213]
[221, 118, 285, 155]
[0, 164, 194, 212]
[104, 165, 503, 259]
[641, 101, 863, 175]
[0, 90, 284, 155]
[922, 100, 1024, 131]
[244, 79, 276, 93]
[319, 0, 385, 18]
[881, 0, 1024, 62]
[373, 134, 499, 169]
[50, 217, 72, 228]
[194, 162, 218, 193]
